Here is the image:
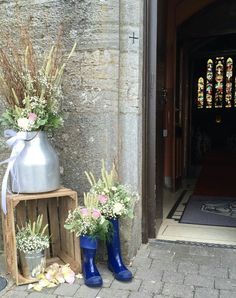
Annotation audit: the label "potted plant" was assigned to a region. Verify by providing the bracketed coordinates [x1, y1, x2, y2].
[16, 214, 49, 279]
[85, 161, 138, 282]
[64, 192, 111, 288]
[0, 27, 76, 213]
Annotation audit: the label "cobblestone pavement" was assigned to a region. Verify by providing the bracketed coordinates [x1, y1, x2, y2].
[1, 240, 236, 297]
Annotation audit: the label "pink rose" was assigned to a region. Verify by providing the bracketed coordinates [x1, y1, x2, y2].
[98, 195, 108, 204]
[80, 208, 89, 216]
[28, 113, 37, 122]
[92, 209, 101, 219]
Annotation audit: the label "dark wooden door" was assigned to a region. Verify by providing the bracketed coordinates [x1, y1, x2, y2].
[142, 0, 167, 241]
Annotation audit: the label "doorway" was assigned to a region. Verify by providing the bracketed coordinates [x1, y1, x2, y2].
[155, 0, 236, 245]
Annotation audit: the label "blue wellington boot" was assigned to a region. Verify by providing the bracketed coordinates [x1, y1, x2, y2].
[106, 218, 132, 282]
[80, 235, 103, 287]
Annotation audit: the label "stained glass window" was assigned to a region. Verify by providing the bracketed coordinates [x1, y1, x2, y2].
[197, 77, 204, 109]
[234, 77, 236, 107]
[215, 57, 224, 108]
[225, 58, 233, 108]
[206, 59, 213, 108]
[197, 56, 236, 109]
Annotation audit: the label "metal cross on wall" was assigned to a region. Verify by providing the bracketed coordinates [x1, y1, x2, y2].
[129, 32, 139, 44]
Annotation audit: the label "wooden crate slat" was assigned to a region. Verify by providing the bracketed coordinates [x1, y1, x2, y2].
[37, 199, 50, 258]
[3, 199, 18, 283]
[68, 193, 82, 271]
[2, 188, 81, 285]
[15, 201, 27, 228]
[11, 188, 76, 201]
[17, 272, 36, 285]
[48, 198, 60, 256]
[58, 197, 72, 257]
[26, 200, 38, 223]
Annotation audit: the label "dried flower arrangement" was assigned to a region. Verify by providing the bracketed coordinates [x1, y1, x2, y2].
[0, 26, 76, 131]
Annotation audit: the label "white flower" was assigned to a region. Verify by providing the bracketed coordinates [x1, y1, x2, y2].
[113, 202, 124, 215]
[17, 117, 30, 131]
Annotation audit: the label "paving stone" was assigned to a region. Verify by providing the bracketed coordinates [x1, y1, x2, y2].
[139, 280, 163, 295]
[149, 248, 174, 260]
[184, 274, 214, 288]
[74, 285, 101, 298]
[135, 266, 163, 281]
[170, 244, 190, 256]
[151, 259, 178, 272]
[178, 262, 199, 274]
[215, 277, 236, 291]
[189, 246, 216, 257]
[74, 277, 85, 286]
[162, 271, 184, 284]
[131, 256, 152, 269]
[162, 283, 194, 298]
[174, 254, 221, 267]
[53, 283, 80, 296]
[110, 278, 142, 291]
[228, 267, 236, 279]
[220, 289, 236, 298]
[95, 288, 130, 298]
[129, 291, 153, 298]
[199, 264, 228, 278]
[100, 277, 114, 288]
[2, 290, 28, 298]
[95, 265, 114, 288]
[149, 241, 175, 251]
[134, 244, 151, 258]
[27, 293, 57, 298]
[194, 287, 219, 298]
[13, 285, 28, 291]
[4, 242, 236, 298]
[221, 253, 236, 267]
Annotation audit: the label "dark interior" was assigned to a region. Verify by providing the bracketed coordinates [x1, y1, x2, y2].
[178, 0, 236, 166]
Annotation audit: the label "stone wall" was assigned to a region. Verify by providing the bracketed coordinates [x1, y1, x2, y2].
[0, 0, 143, 260]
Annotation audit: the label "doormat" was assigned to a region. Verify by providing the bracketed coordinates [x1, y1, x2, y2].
[0, 277, 7, 292]
[180, 195, 236, 227]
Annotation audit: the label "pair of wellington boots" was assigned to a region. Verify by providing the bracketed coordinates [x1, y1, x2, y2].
[80, 218, 132, 287]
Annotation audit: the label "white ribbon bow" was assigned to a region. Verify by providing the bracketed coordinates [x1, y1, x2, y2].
[0, 130, 27, 214]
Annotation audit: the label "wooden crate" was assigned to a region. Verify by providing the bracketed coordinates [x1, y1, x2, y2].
[2, 187, 81, 285]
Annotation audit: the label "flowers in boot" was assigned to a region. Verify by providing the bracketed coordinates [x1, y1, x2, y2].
[64, 192, 111, 240]
[85, 161, 138, 219]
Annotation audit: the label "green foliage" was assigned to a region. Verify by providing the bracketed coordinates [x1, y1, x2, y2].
[16, 214, 50, 254]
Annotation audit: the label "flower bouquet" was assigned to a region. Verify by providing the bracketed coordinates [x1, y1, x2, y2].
[16, 214, 49, 278]
[0, 28, 76, 132]
[64, 192, 111, 240]
[64, 192, 111, 287]
[85, 160, 137, 219]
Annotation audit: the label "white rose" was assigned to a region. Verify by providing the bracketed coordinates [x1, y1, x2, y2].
[113, 202, 124, 215]
[17, 118, 30, 131]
